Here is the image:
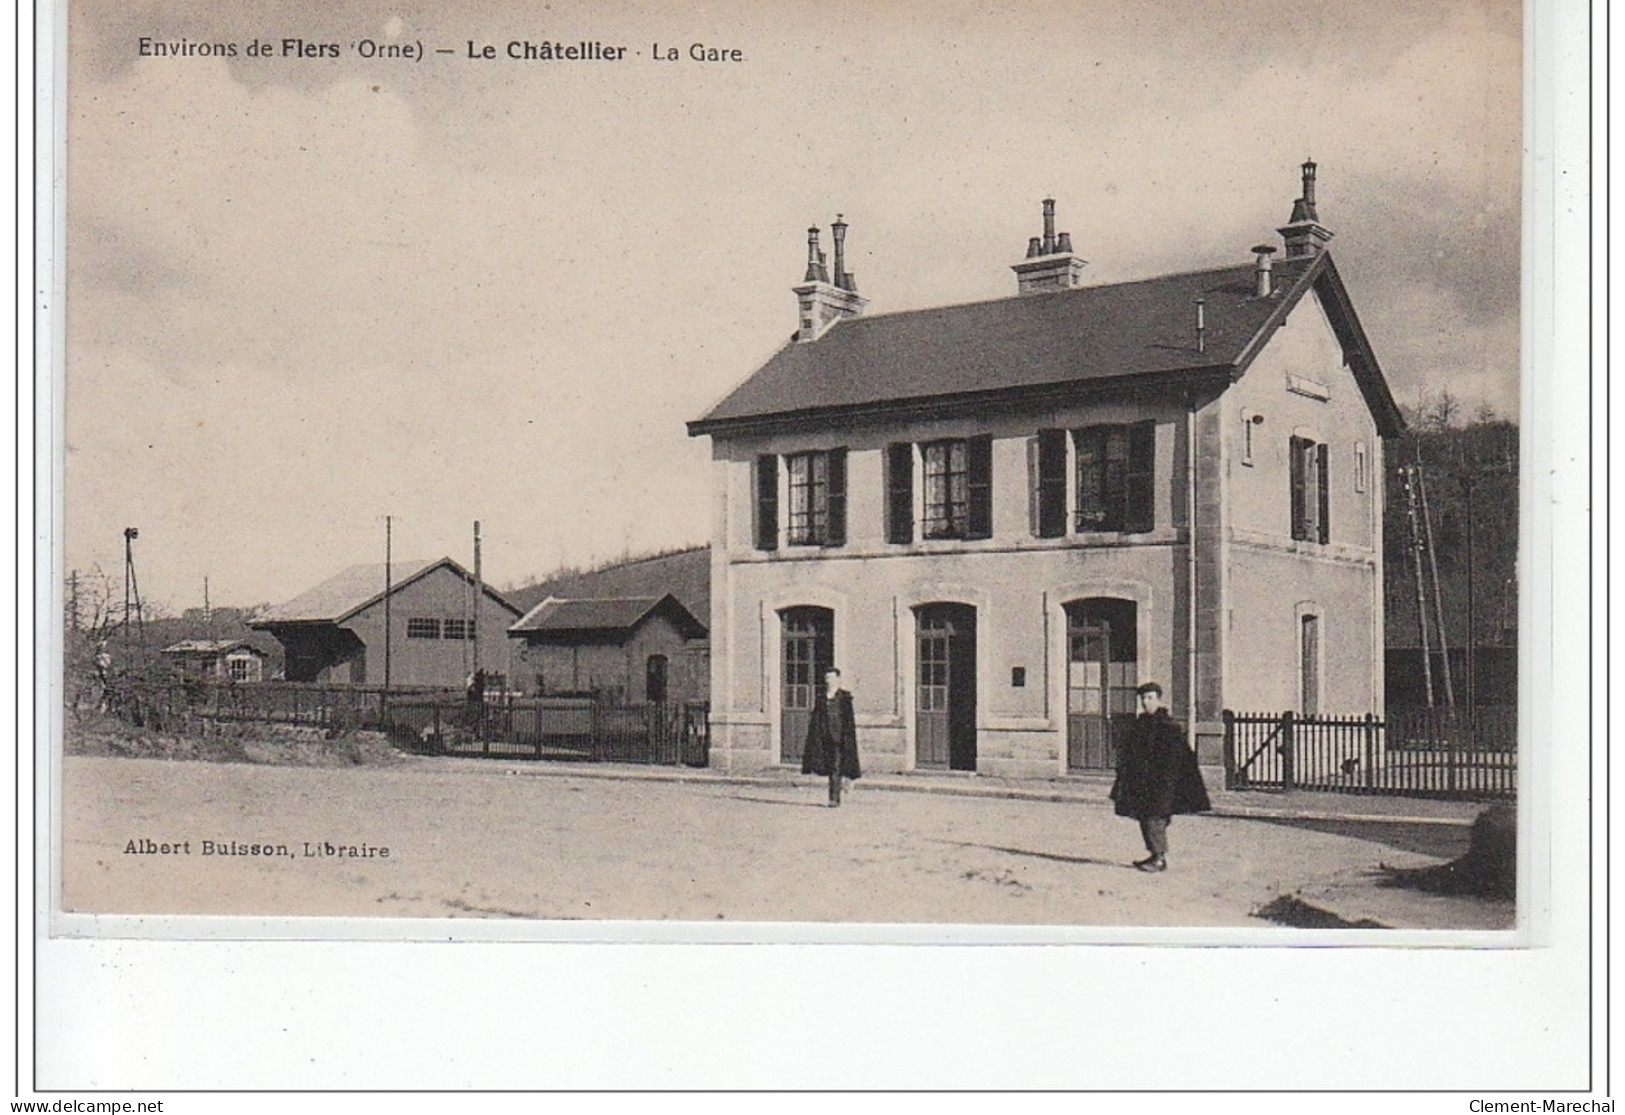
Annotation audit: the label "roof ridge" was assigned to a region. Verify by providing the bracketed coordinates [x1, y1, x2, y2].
[838, 259, 1276, 326]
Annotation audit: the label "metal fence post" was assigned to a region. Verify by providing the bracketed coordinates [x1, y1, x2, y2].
[1364, 713, 1378, 790]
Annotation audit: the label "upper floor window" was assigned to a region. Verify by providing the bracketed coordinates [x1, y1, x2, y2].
[1074, 422, 1154, 534]
[785, 449, 847, 546]
[921, 437, 992, 540]
[1290, 435, 1330, 543]
[406, 617, 441, 640]
[755, 449, 846, 551]
[443, 618, 475, 641]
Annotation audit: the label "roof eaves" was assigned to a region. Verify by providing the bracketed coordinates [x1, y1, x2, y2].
[688, 365, 1236, 438]
[1227, 253, 1326, 380]
[1310, 259, 1407, 437]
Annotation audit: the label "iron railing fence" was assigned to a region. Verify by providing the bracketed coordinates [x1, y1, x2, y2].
[91, 679, 710, 768]
[1224, 708, 1515, 800]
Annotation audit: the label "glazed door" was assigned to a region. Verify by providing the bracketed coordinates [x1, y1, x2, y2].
[916, 604, 977, 771]
[780, 607, 833, 765]
[1066, 599, 1137, 771]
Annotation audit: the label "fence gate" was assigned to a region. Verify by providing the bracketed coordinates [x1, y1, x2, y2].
[1223, 709, 1515, 799]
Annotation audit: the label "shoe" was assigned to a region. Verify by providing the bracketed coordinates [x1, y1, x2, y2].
[1135, 857, 1166, 873]
[1133, 855, 1157, 868]
[828, 799, 840, 808]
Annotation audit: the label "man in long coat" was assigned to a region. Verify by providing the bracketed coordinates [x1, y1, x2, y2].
[1109, 681, 1211, 872]
[802, 667, 861, 807]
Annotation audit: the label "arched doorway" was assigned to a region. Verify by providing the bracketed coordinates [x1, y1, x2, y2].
[915, 603, 977, 771]
[1065, 598, 1138, 771]
[645, 654, 668, 704]
[780, 606, 834, 765]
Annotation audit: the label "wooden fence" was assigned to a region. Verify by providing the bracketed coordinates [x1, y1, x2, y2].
[1224, 708, 1515, 799]
[95, 679, 710, 768]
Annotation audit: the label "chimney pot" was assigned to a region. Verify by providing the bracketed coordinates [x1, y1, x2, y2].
[1251, 243, 1277, 297]
[1041, 198, 1056, 255]
[831, 215, 849, 292]
[804, 227, 823, 283]
[1301, 159, 1317, 207]
[1056, 231, 1073, 254]
[1026, 237, 1044, 259]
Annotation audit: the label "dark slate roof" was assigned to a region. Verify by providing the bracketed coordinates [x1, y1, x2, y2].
[504, 546, 710, 626]
[253, 557, 520, 627]
[689, 252, 1403, 436]
[508, 594, 707, 640]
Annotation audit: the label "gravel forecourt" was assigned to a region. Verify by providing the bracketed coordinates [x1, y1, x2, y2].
[60, 754, 1510, 929]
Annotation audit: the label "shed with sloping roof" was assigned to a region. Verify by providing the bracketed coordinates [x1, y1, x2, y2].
[508, 593, 707, 703]
[252, 557, 522, 689]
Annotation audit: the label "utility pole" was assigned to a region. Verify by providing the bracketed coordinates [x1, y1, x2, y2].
[1400, 467, 1435, 708]
[383, 516, 393, 697]
[1413, 454, 1456, 711]
[472, 521, 483, 679]
[123, 527, 145, 649]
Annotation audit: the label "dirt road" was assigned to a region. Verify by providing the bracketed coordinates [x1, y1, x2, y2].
[60, 755, 1502, 928]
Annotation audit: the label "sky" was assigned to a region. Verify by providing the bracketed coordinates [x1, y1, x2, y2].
[60, 0, 1523, 612]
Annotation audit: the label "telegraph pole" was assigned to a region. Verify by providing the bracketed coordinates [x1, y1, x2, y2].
[1413, 456, 1456, 711]
[383, 516, 393, 697]
[1400, 467, 1435, 708]
[472, 521, 483, 678]
[123, 527, 145, 648]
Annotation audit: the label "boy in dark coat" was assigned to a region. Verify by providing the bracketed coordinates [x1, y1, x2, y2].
[802, 668, 861, 807]
[1109, 682, 1211, 872]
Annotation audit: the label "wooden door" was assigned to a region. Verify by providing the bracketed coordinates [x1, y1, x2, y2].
[917, 604, 977, 771]
[1066, 599, 1137, 771]
[781, 607, 833, 765]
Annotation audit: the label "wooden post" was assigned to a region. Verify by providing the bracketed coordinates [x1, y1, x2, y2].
[1221, 710, 1236, 790]
[1280, 710, 1296, 791]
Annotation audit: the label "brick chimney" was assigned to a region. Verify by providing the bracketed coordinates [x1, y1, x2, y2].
[1277, 160, 1333, 259]
[1010, 198, 1087, 295]
[793, 216, 867, 342]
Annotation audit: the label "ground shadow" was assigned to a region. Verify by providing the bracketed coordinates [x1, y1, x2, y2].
[1379, 803, 1515, 902]
[1244, 816, 1470, 858]
[1375, 860, 1514, 901]
[723, 793, 833, 810]
[941, 840, 1130, 870]
[1252, 895, 1387, 929]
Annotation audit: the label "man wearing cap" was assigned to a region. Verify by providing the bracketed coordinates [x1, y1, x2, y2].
[1109, 682, 1211, 872]
[802, 667, 861, 807]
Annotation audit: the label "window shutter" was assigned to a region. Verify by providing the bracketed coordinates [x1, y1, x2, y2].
[1035, 429, 1067, 538]
[886, 443, 913, 544]
[825, 448, 847, 546]
[1316, 441, 1330, 544]
[1125, 421, 1156, 533]
[967, 435, 993, 539]
[755, 454, 778, 551]
[1288, 436, 1307, 541]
